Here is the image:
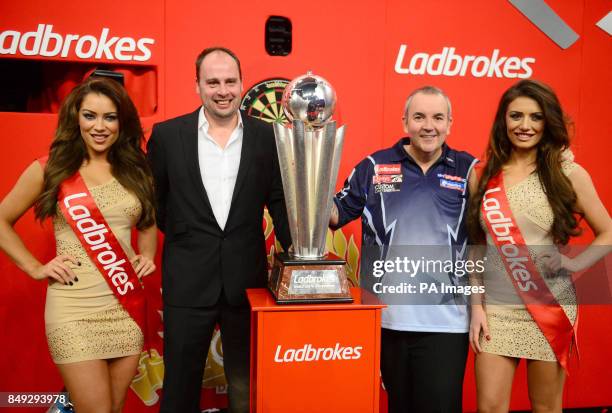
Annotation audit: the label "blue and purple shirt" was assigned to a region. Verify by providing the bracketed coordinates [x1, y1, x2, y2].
[334, 138, 478, 332]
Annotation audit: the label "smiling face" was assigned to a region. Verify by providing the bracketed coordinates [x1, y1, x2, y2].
[505, 96, 545, 152]
[196, 50, 243, 123]
[403, 92, 452, 158]
[78, 92, 119, 157]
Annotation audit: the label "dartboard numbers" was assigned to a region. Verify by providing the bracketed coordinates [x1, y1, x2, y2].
[241, 78, 290, 124]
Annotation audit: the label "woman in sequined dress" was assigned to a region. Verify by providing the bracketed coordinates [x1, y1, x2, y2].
[466, 79, 612, 413]
[0, 77, 157, 413]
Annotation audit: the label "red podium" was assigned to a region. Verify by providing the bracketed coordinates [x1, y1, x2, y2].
[247, 287, 385, 413]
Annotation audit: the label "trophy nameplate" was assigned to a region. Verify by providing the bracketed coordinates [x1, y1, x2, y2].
[270, 253, 352, 304]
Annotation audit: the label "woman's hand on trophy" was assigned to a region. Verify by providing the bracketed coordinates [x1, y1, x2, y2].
[31, 255, 79, 285]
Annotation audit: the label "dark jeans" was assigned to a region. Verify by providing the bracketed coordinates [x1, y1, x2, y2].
[381, 329, 469, 413]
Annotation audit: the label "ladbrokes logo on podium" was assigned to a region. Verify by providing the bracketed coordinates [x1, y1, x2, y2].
[274, 343, 363, 363]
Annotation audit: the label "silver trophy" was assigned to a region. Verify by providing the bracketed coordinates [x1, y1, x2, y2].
[269, 72, 352, 303]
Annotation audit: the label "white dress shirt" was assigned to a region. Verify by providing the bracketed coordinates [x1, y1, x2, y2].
[197, 108, 243, 230]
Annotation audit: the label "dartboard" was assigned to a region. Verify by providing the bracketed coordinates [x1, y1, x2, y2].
[240, 78, 289, 124]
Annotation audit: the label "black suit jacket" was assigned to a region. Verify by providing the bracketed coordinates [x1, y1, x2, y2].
[147, 109, 291, 307]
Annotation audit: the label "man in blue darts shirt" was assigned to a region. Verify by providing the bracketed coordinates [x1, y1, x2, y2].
[331, 86, 478, 413]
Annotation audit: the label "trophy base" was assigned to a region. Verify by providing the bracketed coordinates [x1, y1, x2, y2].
[269, 253, 353, 304]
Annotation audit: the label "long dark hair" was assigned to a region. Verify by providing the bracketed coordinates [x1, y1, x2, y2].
[34, 77, 155, 230]
[467, 79, 579, 245]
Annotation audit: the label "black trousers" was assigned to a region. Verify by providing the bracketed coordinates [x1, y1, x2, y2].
[380, 329, 469, 413]
[160, 293, 251, 413]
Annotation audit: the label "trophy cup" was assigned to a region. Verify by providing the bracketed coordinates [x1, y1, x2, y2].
[269, 71, 353, 304]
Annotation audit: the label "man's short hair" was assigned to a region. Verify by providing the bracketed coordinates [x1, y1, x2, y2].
[403, 86, 452, 119]
[195, 47, 242, 81]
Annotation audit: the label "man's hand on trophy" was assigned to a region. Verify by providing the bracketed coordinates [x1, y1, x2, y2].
[330, 203, 339, 227]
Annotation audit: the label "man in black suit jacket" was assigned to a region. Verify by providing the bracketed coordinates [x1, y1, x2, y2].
[147, 47, 291, 413]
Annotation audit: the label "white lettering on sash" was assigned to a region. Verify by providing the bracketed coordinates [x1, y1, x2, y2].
[483, 187, 538, 292]
[63, 192, 134, 295]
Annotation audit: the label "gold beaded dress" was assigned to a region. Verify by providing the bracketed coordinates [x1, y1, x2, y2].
[479, 157, 577, 361]
[45, 178, 143, 364]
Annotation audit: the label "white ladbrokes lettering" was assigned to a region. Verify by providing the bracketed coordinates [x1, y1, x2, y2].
[294, 274, 337, 284]
[483, 187, 537, 292]
[63, 192, 134, 295]
[394, 45, 534, 79]
[0, 24, 154, 61]
[274, 343, 363, 363]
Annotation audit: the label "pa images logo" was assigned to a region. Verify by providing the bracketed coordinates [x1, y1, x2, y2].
[241, 78, 289, 124]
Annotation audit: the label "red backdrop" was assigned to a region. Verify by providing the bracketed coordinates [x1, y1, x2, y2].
[1, 0, 610, 411]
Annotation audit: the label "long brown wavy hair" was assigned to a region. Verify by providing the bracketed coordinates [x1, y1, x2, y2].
[34, 77, 155, 230]
[467, 79, 580, 245]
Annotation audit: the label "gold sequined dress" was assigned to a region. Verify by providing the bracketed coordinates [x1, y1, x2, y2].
[45, 178, 143, 364]
[479, 157, 577, 361]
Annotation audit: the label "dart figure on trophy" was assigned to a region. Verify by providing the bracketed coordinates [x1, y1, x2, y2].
[269, 71, 353, 303]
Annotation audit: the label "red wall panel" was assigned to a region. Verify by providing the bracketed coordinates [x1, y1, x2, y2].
[1, 0, 610, 411]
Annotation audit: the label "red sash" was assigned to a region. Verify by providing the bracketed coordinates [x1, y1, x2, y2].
[57, 172, 146, 334]
[482, 173, 574, 372]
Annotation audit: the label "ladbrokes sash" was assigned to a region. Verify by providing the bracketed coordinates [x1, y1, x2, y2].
[482, 173, 574, 372]
[57, 172, 146, 334]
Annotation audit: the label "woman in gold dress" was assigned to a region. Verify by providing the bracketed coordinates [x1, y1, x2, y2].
[0, 77, 157, 413]
[467, 79, 612, 413]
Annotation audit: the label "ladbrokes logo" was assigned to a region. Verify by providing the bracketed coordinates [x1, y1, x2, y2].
[294, 273, 337, 284]
[274, 343, 363, 363]
[394, 45, 535, 79]
[0, 24, 154, 61]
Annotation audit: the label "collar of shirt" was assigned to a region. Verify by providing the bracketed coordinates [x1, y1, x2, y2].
[391, 137, 456, 168]
[198, 107, 244, 147]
